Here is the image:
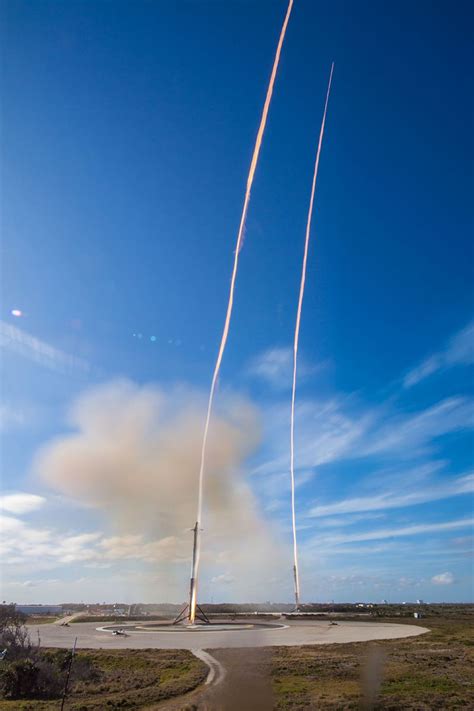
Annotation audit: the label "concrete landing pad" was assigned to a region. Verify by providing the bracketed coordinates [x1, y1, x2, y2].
[30, 618, 428, 650]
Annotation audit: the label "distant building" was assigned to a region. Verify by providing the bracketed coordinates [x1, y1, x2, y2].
[15, 604, 62, 615]
[416, 599, 424, 605]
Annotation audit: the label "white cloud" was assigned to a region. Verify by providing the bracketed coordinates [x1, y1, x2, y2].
[20, 579, 60, 588]
[252, 397, 370, 479]
[0, 514, 102, 566]
[253, 468, 316, 512]
[404, 355, 442, 388]
[251, 325, 473, 488]
[447, 321, 474, 365]
[247, 347, 318, 389]
[308, 517, 473, 546]
[0, 515, 176, 568]
[0, 493, 46, 515]
[248, 347, 293, 386]
[211, 573, 235, 585]
[362, 397, 474, 457]
[310, 473, 473, 517]
[404, 320, 474, 388]
[0, 514, 26, 535]
[314, 512, 386, 528]
[431, 572, 454, 585]
[252, 393, 472, 496]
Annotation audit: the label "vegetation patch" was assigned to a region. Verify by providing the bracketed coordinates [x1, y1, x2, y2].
[0, 648, 207, 710]
[0, 605, 207, 710]
[268, 615, 474, 709]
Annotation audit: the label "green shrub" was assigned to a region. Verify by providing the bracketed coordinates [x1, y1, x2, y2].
[2, 659, 41, 698]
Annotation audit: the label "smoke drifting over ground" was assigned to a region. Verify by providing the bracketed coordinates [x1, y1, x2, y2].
[35, 380, 285, 597]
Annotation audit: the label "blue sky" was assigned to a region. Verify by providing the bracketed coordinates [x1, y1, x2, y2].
[1, 0, 472, 604]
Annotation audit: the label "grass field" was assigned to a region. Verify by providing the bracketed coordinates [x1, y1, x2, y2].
[271, 617, 473, 709]
[211, 615, 474, 710]
[0, 648, 207, 711]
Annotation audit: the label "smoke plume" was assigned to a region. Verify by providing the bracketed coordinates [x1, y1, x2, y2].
[34, 380, 284, 597]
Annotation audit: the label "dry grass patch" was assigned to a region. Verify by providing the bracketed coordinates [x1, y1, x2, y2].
[0, 648, 207, 711]
[269, 616, 473, 709]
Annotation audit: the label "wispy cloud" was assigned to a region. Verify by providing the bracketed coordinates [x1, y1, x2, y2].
[314, 512, 386, 528]
[431, 572, 454, 585]
[247, 347, 319, 389]
[254, 468, 315, 505]
[310, 473, 473, 517]
[309, 518, 473, 546]
[19, 579, 60, 588]
[362, 397, 474, 458]
[211, 573, 235, 584]
[0, 321, 91, 375]
[253, 392, 472, 487]
[252, 396, 370, 478]
[404, 320, 474, 388]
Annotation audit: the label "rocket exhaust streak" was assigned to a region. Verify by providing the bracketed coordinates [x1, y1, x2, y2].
[289, 63, 334, 610]
[188, 0, 295, 624]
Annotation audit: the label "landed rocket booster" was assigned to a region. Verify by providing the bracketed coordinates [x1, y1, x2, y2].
[188, 522, 199, 624]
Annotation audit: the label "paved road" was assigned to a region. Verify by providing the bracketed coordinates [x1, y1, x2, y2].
[29, 619, 428, 650]
[193, 649, 227, 686]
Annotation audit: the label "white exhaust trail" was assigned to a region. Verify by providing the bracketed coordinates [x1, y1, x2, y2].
[290, 63, 334, 609]
[189, 0, 295, 623]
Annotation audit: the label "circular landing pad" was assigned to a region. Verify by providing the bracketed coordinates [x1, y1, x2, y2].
[28, 619, 429, 650]
[99, 621, 287, 633]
